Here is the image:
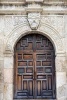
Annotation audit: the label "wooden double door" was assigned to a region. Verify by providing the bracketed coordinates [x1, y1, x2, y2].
[14, 34, 56, 99]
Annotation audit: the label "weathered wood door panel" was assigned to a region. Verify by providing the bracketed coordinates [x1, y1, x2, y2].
[14, 34, 56, 99]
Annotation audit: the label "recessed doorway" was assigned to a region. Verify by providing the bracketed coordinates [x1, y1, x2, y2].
[14, 33, 56, 99]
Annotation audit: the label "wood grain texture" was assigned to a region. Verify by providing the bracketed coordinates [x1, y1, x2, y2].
[14, 34, 56, 99]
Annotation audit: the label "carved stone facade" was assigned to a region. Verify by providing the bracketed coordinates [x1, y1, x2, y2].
[0, 0, 67, 100]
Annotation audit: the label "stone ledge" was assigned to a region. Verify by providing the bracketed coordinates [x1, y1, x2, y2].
[0, 9, 67, 15]
[4, 50, 14, 57]
[13, 99, 56, 100]
[0, 2, 25, 4]
[0, 0, 67, 5]
[26, 0, 43, 2]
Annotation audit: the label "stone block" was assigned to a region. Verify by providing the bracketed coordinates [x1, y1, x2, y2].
[57, 97, 66, 100]
[57, 84, 66, 98]
[55, 56, 66, 72]
[56, 72, 66, 88]
[26, 0, 43, 2]
[0, 83, 3, 93]
[0, 93, 3, 100]
[0, 60, 4, 68]
[4, 57, 13, 68]
[4, 83, 13, 100]
[0, 39, 4, 54]
[0, 60, 4, 82]
[4, 68, 13, 83]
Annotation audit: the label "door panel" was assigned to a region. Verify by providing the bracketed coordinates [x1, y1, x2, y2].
[14, 34, 56, 99]
[15, 52, 34, 99]
[35, 51, 53, 99]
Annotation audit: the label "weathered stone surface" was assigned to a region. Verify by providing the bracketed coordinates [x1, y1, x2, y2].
[41, 16, 64, 37]
[0, 93, 3, 100]
[0, 60, 4, 82]
[26, 0, 43, 2]
[0, 39, 4, 57]
[0, 1, 66, 100]
[56, 72, 66, 88]
[2, 15, 67, 100]
[0, 71, 3, 82]
[4, 57, 13, 68]
[4, 69, 13, 83]
[28, 13, 41, 30]
[4, 83, 13, 100]
[56, 56, 66, 72]
[57, 97, 66, 100]
[0, 60, 4, 68]
[0, 83, 4, 93]
[57, 84, 67, 98]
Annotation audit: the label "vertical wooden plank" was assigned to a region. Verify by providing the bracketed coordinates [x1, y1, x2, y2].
[48, 76, 52, 90]
[22, 75, 23, 90]
[33, 35, 36, 52]
[23, 81, 27, 90]
[42, 80, 47, 90]
[17, 75, 22, 90]
[46, 75, 48, 90]
[33, 52, 37, 98]
[37, 81, 41, 96]
[29, 81, 33, 96]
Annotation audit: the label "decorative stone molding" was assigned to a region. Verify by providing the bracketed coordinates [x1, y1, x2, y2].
[26, 0, 43, 2]
[26, 3, 43, 13]
[38, 23, 64, 53]
[0, 0, 67, 5]
[4, 22, 63, 55]
[27, 13, 41, 30]
[13, 16, 27, 26]
[4, 44, 14, 57]
[25, 3, 42, 30]
[0, 4, 67, 15]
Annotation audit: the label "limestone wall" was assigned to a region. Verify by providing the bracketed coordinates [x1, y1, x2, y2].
[0, 1, 67, 100]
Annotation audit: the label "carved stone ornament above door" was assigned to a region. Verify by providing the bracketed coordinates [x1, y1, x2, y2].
[27, 13, 41, 30]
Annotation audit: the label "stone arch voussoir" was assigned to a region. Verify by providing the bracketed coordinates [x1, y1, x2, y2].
[5, 23, 63, 55]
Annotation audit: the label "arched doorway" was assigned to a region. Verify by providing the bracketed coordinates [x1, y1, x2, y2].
[14, 33, 56, 99]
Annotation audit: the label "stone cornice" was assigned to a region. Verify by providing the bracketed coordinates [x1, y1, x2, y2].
[0, 7, 67, 15]
[0, 0, 67, 6]
[0, 1, 67, 15]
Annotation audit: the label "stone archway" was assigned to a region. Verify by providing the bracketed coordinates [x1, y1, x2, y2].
[4, 23, 63, 54]
[4, 23, 66, 100]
